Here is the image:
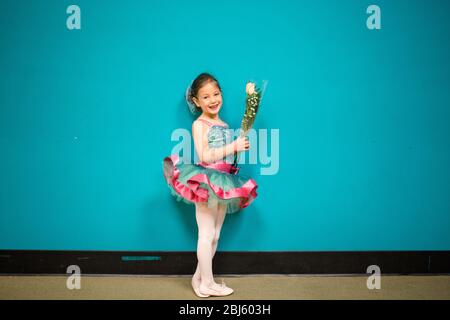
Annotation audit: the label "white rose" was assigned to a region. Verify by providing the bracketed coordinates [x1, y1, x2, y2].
[246, 82, 256, 95]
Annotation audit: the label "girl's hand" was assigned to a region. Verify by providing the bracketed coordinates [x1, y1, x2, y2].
[246, 82, 256, 95]
[234, 136, 250, 152]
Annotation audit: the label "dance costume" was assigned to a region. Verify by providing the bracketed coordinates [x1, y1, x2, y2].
[163, 118, 257, 213]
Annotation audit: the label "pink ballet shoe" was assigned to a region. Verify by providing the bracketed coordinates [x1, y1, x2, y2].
[199, 280, 234, 297]
[192, 278, 210, 298]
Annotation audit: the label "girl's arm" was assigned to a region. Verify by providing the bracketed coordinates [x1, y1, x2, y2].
[192, 121, 249, 164]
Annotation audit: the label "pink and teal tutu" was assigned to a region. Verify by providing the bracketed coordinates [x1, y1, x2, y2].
[163, 154, 257, 214]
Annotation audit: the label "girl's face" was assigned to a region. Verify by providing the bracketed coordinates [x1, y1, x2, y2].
[192, 81, 222, 117]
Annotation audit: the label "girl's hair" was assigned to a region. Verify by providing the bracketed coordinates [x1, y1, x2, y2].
[187, 73, 222, 112]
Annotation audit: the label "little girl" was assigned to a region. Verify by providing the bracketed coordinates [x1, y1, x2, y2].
[162, 73, 258, 297]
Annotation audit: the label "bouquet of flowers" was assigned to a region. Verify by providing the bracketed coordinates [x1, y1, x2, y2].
[233, 80, 267, 166]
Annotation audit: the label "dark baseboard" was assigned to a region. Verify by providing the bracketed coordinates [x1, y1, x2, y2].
[0, 250, 449, 275]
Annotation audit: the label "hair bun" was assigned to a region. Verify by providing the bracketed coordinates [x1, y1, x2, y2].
[185, 83, 199, 115]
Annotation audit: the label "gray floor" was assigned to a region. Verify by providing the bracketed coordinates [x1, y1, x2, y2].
[1, 274, 449, 300]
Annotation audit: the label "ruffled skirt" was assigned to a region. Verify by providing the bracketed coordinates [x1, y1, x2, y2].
[162, 155, 257, 213]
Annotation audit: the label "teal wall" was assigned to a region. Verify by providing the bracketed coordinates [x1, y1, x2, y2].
[1, 0, 449, 251]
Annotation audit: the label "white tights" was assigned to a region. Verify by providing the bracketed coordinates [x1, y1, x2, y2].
[193, 200, 227, 287]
